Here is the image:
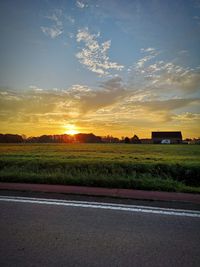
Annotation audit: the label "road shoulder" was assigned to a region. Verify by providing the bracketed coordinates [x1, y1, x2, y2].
[0, 182, 200, 211]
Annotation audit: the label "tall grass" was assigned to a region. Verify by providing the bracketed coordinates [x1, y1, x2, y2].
[0, 144, 199, 193]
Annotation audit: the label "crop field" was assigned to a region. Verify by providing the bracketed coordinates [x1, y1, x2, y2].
[0, 143, 199, 193]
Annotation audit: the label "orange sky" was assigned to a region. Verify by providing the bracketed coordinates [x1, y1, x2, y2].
[0, 86, 199, 139]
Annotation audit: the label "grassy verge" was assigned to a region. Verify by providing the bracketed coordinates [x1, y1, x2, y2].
[0, 144, 199, 193]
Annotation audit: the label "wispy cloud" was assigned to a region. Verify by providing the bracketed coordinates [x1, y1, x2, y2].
[76, 28, 124, 76]
[174, 112, 200, 121]
[178, 50, 188, 55]
[66, 16, 75, 24]
[41, 9, 63, 39]
[41, 26, 63, 39]
[76, 77, 127, 113]
[135, 48, 159, 69]
[76, 1, 86, 9]
[130, 48, 200, 93]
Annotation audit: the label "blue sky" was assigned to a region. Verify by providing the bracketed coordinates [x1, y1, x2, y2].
[0, 0, 200, 137]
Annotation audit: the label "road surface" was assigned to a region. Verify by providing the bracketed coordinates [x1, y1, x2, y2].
[0, 195, 200, 267]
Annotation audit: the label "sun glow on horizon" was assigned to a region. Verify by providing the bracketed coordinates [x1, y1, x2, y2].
[64, 124, 79, 135]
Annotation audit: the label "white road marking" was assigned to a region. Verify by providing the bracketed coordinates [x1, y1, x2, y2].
[0, 196, 200, 218]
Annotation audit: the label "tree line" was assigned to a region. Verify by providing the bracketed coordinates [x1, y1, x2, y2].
[0, 133, 141, 144]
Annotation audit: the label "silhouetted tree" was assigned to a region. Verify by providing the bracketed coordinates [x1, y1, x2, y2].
[75, 133, 101, 143]
[124, 137, 130, 143]
[131, 134, 141, 144]
[0, 134, 23, 143]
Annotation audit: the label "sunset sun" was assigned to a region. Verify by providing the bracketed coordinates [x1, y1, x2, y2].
[64, 124, 79, 135]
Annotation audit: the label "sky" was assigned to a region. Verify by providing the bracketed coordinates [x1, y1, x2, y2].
[0, 0, 200, 138]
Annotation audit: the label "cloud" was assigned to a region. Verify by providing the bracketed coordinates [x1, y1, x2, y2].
[1, 80, 198, 121]
[178, 50, 188, 55]
[0, 89, 61, 115]
[66, 16, 75, 24]
[41, 9, 63, 39]
[0, 77, 199, 137]
[146, 62, 200, 93]
[76, 1, 86, 9]
[100, 76, 124, 90]
[45, 9, 63, 25]
[0, 79, 128, 132]
[77, 77, 127, 112]
[173, 112, 200, 121]
[135, 48, 159, 69]
[70, 84, 92, 93]
[41, 26, 63, 39]
[0, 79, 127, 123]
[138, 98, 199, 113]
[60, 78, 127, 113]
[29, 85, 44, 92]
[76, 28, 124, 76]
[141, 47, 157, 53]
[130, 48, 200, 93]
[115, 96, 200, 124]
[76, 95, 200, 137]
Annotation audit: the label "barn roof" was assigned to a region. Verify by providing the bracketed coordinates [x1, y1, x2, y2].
[152, 131, 182, 139]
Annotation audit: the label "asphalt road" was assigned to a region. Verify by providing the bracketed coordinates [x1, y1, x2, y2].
[0, 197, 200, 267]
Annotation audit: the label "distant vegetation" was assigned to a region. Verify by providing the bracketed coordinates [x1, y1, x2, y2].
[0, 143, 199, 193]
[0, 133, 141, 143]
[0, 133, 199, 144]
[0, 134, 24, 143]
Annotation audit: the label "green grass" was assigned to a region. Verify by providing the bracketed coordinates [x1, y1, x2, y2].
[0, 143, 200, 193]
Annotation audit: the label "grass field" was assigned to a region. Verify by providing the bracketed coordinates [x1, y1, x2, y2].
[0, 143, 200, 193]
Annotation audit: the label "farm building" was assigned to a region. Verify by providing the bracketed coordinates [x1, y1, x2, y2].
[151, 131, 182, 144]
